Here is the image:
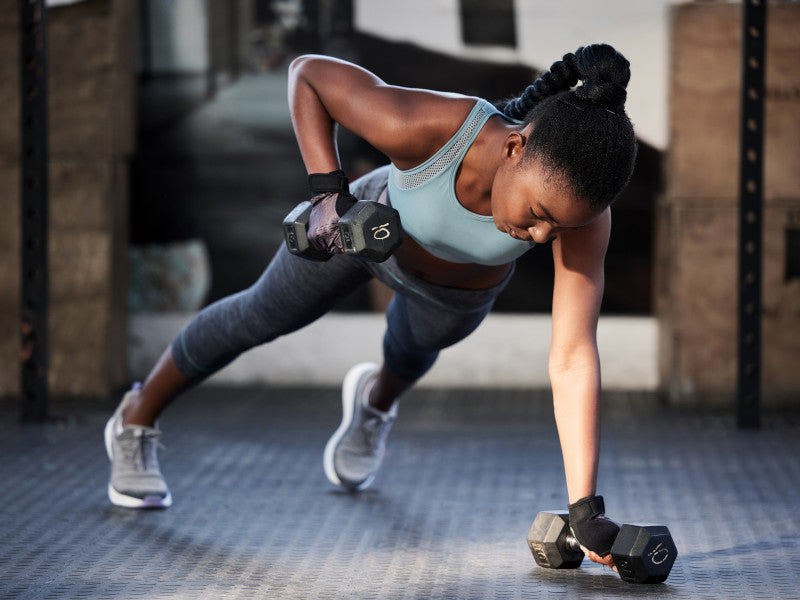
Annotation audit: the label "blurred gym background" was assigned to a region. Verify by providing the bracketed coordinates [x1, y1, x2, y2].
[1, 0, 798, 406]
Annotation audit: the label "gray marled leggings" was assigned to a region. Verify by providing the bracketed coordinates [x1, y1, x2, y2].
[171, 166, 513, 383]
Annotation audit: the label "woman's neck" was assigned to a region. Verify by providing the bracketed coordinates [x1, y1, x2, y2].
[456, 116, 517, 215]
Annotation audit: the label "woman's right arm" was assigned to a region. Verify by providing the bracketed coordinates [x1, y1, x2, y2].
[287, 55, 474, 173]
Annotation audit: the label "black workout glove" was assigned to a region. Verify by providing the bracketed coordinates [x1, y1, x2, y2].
[568, 495, 620, 557]
[307, 170, 357, 254]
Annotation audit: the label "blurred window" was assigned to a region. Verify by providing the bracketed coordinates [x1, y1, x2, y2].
[459, 0, 517, 48]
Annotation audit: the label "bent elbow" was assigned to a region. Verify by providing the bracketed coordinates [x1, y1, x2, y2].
[288, 54, 313, 79]
[288, 54, 332, 78]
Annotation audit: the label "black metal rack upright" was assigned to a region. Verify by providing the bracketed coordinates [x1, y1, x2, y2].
[19, 0, 49, 422]
[737, 0, 767, 429]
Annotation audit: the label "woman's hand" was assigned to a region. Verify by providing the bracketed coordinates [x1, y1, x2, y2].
[569, 495, 619, 571]
[586, 549, 617, 571]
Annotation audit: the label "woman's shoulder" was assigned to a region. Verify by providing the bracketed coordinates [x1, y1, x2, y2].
[402, 92, 484, 131]
[388, 93, 487, 169]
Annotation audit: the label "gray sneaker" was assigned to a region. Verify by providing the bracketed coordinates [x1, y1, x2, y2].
[324, 362, 398, 491]
[104, 385, 172, 508]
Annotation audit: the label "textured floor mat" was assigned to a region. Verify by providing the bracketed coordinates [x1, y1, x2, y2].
[1, 386, 798, 599]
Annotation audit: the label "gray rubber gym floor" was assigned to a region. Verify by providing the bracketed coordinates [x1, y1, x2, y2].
[1, 386, 798, 600]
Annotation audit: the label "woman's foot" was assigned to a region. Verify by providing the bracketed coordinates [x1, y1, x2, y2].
[323, 363, 398, 490]
[104, 385, 172, 508]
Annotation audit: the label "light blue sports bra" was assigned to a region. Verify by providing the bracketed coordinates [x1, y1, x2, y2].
[387, 99, 534, 266]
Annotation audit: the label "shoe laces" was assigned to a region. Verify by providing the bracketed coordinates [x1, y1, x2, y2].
[121, 428, 163, 472]
[359, 410, 393, 453]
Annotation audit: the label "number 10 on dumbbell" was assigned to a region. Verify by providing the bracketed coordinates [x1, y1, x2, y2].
[527, 511, 678, 584]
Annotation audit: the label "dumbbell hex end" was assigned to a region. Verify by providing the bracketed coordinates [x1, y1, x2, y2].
[610, 524, 678, 584]
[339, 202, 403, 262]
[527, 511, 584, 569]
[282, 201, 330, 262]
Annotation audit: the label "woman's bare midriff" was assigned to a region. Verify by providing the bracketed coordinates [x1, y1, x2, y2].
[392, 235, 512, 290]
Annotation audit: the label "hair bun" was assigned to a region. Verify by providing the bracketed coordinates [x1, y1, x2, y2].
[573, 44, 630, 112]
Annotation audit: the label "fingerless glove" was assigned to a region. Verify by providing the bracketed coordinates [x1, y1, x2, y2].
[307, 170, 357, 254]
[568, 495, 620, 557]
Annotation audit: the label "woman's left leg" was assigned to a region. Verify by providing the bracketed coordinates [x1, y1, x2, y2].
[371, 291, 494, 410]
[325, 265, 512, 490]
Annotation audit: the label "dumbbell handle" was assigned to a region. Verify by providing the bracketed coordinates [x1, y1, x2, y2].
[564, 532, 582, 553]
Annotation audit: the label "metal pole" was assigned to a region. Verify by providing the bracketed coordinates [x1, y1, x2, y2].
[19, 0, 49, 422]
[737, 0, 767, 429]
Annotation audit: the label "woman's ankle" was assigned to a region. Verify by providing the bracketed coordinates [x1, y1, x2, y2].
[367, 364, 411, 412]
[367, 394, 396, 413]
[121, 393, 157, 428]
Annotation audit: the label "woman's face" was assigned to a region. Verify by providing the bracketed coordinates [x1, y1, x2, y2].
[491, 150, 602, 245]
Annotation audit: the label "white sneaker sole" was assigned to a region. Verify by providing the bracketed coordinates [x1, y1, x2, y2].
[323, 362, 378, 491]
[107, 483, 172, 509]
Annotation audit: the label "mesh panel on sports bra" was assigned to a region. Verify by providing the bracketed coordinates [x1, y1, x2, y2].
[392, 103, 494, 190]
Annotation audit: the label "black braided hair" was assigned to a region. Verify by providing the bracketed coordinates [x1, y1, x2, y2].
[498, 44, 637, 209]
[500, 52, 581, 120]
[572, 44, 630, 112]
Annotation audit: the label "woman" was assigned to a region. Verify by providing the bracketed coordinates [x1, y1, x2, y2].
[105, 44, 637, 570]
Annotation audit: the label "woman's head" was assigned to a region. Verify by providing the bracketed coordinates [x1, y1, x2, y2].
[498, 44, 637, 210]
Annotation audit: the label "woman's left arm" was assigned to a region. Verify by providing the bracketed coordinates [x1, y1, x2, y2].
[548, 207, 611, 505]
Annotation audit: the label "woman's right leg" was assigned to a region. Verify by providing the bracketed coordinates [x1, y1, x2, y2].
[123, 245, 374, 427]
[106, 245, 373, 507]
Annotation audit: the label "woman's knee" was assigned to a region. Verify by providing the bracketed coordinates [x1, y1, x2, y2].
[381, 295, 490, 381]
[382, 327, 438, 382]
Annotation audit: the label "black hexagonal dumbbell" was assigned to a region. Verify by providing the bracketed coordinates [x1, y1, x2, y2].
[610, 523, 678, 584]
[527, 511, 678, 584]
[282, 200, 403, 263]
